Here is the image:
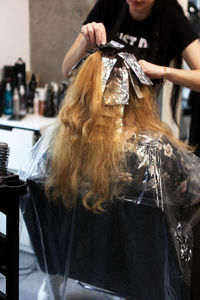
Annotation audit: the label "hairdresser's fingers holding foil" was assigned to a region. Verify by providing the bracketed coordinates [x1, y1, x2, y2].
[81, 22, 107, 48]
[139, 59, 166, 79]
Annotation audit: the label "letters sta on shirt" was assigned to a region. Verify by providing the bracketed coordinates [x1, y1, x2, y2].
[118, 32, 149, 48]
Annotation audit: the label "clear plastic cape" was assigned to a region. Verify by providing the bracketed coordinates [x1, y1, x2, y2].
[19, 126, 200, 300]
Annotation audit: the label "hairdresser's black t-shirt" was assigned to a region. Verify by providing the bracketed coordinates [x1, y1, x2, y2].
[83, 0, 197, 66]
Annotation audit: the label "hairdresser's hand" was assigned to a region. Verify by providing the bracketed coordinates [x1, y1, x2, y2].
[81, 22, 107, 48]
[138, 60, 166, 79]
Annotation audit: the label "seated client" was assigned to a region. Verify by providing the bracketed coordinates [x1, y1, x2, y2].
[20, 41, 200, 300]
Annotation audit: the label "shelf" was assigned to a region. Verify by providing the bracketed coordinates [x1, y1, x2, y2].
[0, 114, 56, 135]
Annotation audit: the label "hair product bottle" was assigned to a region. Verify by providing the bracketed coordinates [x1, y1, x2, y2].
[13, 88, 20, 118]
[19, 85, 26, 116]
[33, 92, 39, 115]
[44, 84, 54, 117]
[52, 82, 60, 115]
[15, 57, 26, 87]
[27, 73, 37, 114]
[4, 81, 13, 115]
[37, 87, 46, 116]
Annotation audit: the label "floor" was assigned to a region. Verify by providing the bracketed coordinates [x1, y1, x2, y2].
[0, 251, 122, 300]
[0, 251, 43, 300]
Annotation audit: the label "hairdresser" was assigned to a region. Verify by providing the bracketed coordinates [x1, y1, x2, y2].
[62, 0, 200, 93]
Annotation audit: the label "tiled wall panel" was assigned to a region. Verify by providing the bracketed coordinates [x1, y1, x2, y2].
[30, 0, 95, 85]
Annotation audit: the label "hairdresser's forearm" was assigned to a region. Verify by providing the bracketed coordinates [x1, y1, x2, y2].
[62, 33, 89, 78]
[165, 67, 200, 92]
[139, 59, 200, 92]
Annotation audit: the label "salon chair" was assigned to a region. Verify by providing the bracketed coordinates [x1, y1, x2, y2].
[20, 178, 191, 300]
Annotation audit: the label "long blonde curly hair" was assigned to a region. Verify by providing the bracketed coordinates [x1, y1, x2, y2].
[45, 50, 188, 212]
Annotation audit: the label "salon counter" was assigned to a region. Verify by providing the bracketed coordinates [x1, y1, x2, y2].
[0, 114, 56, 254]
[0, 114, 56, 172]
[0, 114, 56, 135]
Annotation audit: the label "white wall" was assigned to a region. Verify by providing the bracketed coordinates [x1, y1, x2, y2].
[0, 0, 30, 80]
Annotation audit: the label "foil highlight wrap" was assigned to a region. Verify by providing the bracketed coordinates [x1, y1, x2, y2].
[106, 40, 126, 49]
[101, 57, 117, 94]
[125, 62, 143, 99]
[68, 54, 90, 76]
[103, 63, 129, 106]
[100, 43, 153, 105]
[69, 40, 153, 105]
[118, 52, 153, 86]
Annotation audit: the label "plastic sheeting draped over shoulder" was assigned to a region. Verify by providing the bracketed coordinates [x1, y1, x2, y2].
[19, 128, 200, 300]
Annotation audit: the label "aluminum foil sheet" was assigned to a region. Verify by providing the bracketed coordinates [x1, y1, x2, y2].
[125, 62, 143, 99]
[69, 40, 153, 105]
[103, 63, 129, 106]
[118, 52, 153, 86]
[107, 40, 125, 49]
[101, 56, 143, 103]
[68, 54, 90, 76]
[101, 57, 117, 94]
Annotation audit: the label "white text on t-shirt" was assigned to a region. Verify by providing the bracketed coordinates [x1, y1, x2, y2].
[118, 32, 149, 48]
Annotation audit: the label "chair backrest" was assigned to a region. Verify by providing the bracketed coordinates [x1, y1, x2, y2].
[22, 179, 190, 300]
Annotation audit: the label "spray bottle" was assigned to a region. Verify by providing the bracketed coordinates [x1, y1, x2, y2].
[4, 81, 13, 115]
[13, 88, 20, 118]
[19, 85, 26, 116]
